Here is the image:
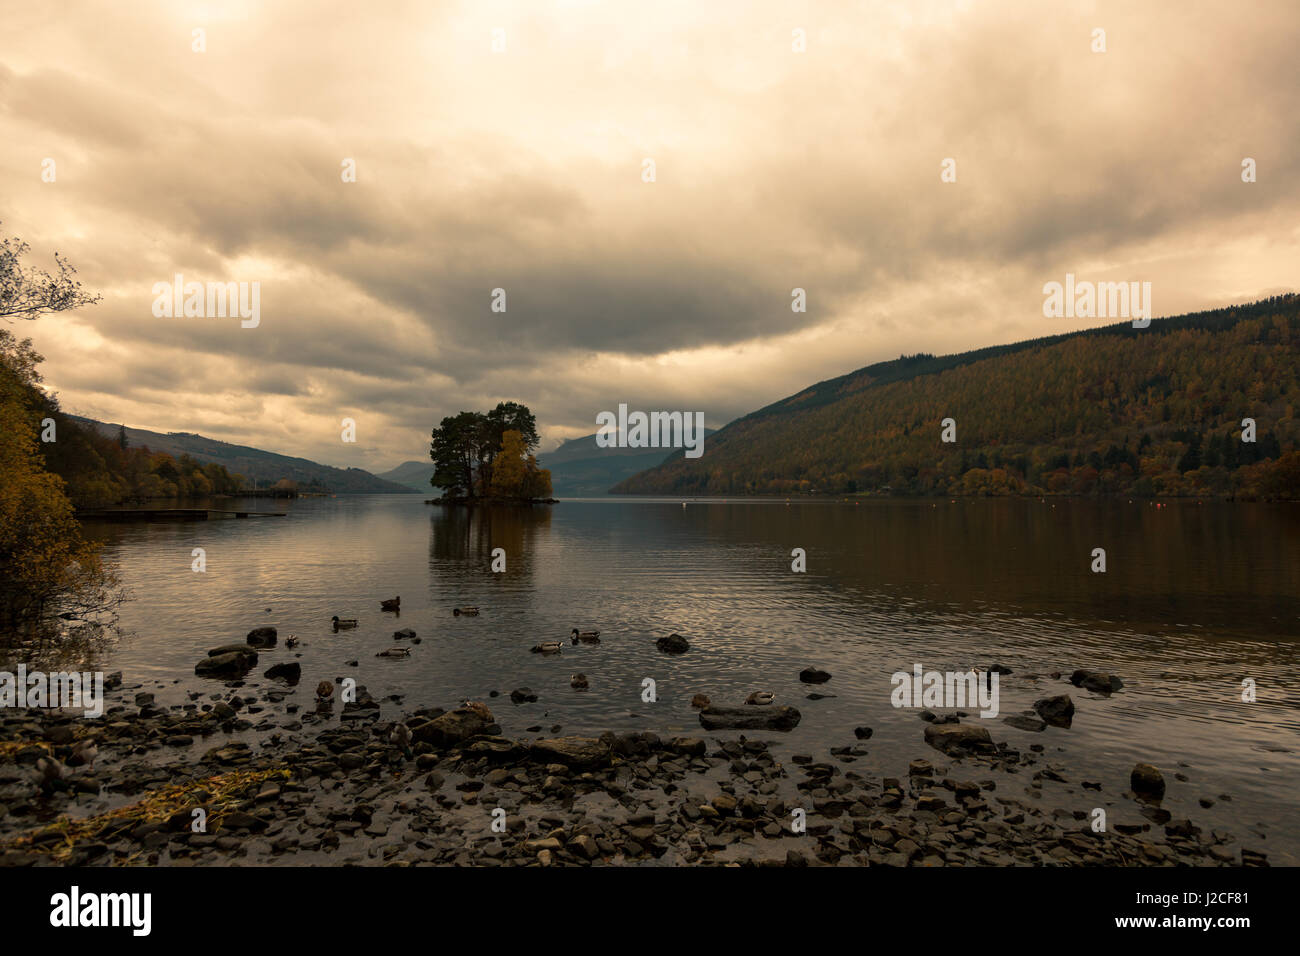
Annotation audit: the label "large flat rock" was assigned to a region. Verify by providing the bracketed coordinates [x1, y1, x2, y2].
[528, 736, 612, 770]
[698, 705, 801, 731]
[923, 722, 997, 756]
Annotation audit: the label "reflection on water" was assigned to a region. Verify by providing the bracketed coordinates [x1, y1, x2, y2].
[36, 495, 1300, 861]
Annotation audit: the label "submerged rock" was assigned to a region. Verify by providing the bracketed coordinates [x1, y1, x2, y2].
[1034, 694, 1075, 727]
[1070, 670, 1124, 694]
[196, 649, 257, 678]
[923, 723, 996, 757]
[1003, 713, 1046, 732]
[698, 705, 801, 731]
[656, 634, 690, 654]
[264, 662, 301, 683]
[1131, 763, 1166, 801]
[799, 667, 831, 684]
[246, 626, 278, 648]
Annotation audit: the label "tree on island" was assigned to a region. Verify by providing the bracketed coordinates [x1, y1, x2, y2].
[430, 403, 550, 499]
[490, 429, 552, 499]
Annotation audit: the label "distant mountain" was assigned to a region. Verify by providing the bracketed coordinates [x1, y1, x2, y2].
[540, 430, 717, 497]
[70, 417, 418, 494]
[376, 460, 433, 492]
[613, 296, 1300, 498]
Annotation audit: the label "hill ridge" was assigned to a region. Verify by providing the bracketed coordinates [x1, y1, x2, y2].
[614, 295, 1300, 498]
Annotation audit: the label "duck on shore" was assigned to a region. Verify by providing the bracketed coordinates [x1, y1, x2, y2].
[67, 739, 98, 769]
[33, 755, 66, 792]
[453, 606, 480, 617]
[571, 628, 601, 644]
[380, 596, 400, 612]
[388, 722, 412, 758]
[531, 641, 563, 655]
[332, 616, 358, 630]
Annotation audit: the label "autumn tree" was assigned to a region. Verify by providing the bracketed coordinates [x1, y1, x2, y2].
[1, 228, 120, 632]
[0, 226, 101, 320]
[490, 429, 553, 499]
[430, 403, 544, 498]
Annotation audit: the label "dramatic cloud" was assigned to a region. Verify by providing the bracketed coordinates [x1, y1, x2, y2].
[2, 0, 1297, 469]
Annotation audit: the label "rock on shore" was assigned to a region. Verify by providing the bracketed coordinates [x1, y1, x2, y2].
[699, 705, 802, 731]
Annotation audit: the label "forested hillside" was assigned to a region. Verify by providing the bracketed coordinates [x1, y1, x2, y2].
[72, 417, 417, 498]
[613, 296, 1300, 498]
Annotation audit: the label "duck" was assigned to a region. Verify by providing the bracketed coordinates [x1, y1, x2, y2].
[34, 754, 67, 791]
[316, 680, 335, 701]
[530, 641, 563, 655]
[570, 628, 601, 645]
[331, 616, 358, 630]
[570, 673, 589, 690]
[380, 596, 400, 612]
[690, 693, 711, 710]
[67, 739, 98, 769]
[388, 722, 412, 758]
[745, 691, 775, 706]
[375, 647, 411, 659]
[453, 606, 480, 617]
[285, 635, 300, 648]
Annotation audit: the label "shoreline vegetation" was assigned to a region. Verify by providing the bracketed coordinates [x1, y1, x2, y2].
[608, 490, 1299, 502]
[0, 650, 1270, 867]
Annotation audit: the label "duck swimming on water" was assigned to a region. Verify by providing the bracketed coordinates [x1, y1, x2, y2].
[332, 616, 358, 630]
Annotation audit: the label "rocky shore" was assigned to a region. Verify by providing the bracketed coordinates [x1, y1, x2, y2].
[0, 671, 1269, 867]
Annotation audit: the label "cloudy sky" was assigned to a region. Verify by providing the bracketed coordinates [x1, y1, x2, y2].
[2, 0, 1297, 471]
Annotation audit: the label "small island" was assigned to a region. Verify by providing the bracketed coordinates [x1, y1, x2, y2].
[426, 401, 556, 505]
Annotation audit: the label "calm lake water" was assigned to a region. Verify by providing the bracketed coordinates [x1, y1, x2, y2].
[45, 496, 1300, 861]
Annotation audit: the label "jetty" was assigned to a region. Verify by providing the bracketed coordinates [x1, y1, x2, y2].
[77, 509, 287, 522]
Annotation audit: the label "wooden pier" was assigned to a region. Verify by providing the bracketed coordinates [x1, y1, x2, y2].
[77, 509, 287, 522]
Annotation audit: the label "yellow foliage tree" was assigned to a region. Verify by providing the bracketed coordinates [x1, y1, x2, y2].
[0, 400, 115, 629]
[490, 429, 553, 499]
